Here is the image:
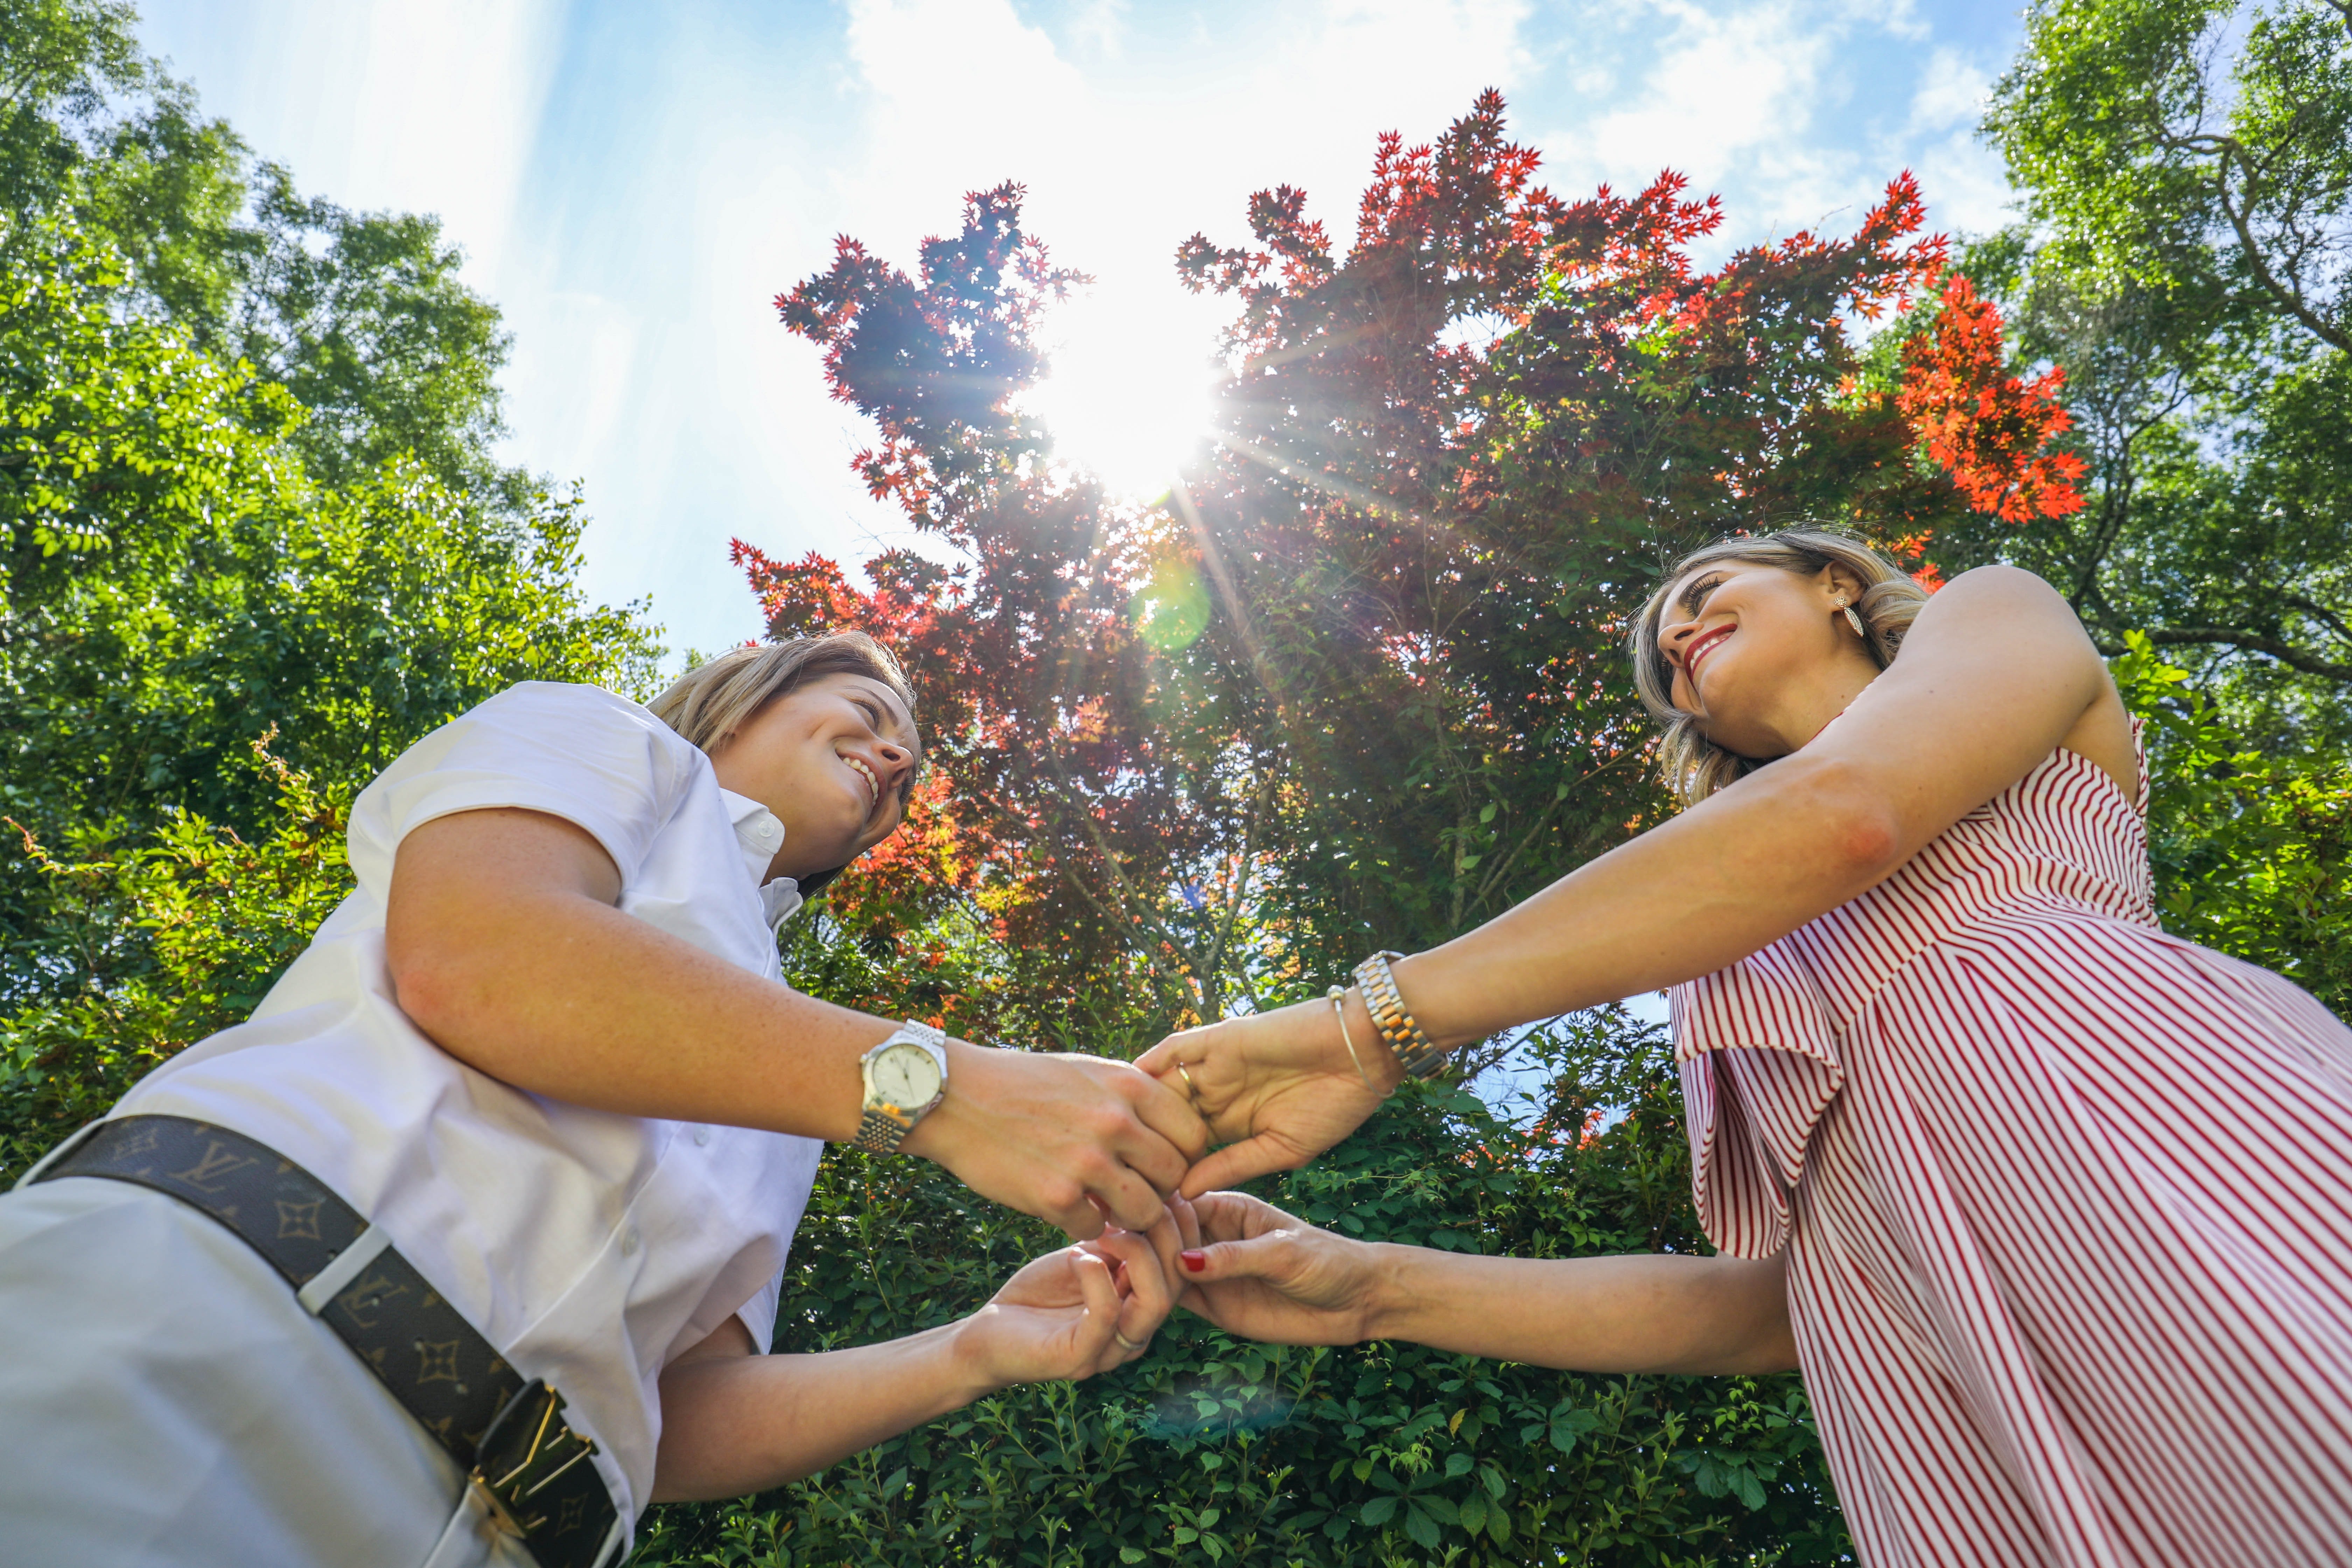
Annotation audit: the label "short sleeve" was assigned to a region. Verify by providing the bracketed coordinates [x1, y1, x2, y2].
[733, 1263, 786, 1354]
[347, 682, 694, 898]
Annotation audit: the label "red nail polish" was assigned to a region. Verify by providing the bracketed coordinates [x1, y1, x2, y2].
[1181, 1250, 1206, 1272]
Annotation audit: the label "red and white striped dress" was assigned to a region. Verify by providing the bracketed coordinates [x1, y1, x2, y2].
[1671, 729, 2352, 1566]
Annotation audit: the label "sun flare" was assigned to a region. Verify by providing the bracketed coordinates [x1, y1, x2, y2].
[1023, 290, 1223, 502]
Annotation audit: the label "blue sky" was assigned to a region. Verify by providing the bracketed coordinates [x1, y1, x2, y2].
[138, 0, 2030, 663]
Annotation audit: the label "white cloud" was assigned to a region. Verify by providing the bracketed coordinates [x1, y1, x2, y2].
[1909, 45, 1993, 134]
[1532, 1, 2006, 254]
[1580, 0, 1841, 191]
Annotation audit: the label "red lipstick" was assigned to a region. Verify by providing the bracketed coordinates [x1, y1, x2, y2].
[1684, 624, 1733, 680]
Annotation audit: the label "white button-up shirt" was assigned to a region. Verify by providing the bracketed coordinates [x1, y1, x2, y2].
[115, 682, 825, 1536]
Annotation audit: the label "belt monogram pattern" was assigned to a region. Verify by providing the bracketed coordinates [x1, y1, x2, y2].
[35, 1115, 619, 1568]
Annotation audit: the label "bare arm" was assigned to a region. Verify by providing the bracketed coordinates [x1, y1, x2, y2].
[1145, 567, 2135, 1190]
[1369, 1248, 1794, 1374]
[1172, 1193, 1795, 1376]
[383, 808, 1204, 1237]
[653, 1318, 987, 1502]
[652, 1227, 1178, 1502]
[1395, 564, 2132, 1040]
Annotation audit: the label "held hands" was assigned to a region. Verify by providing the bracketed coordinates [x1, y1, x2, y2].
[1165, 1192, 1382, 1346]
[948, 1194, 1378, 1396]
[1136, 994, 1401, 1197]
[904, 1040, 1209, 1240]
[956, 1213, 1185, 1388]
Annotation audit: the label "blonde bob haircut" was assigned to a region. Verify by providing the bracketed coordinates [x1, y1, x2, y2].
[648, 630, 920, 895]
[1629, 528, 1927, 808]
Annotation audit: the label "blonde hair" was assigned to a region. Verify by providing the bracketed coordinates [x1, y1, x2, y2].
[1629, 528, 1927, 807]
[649, 631, 920, 894]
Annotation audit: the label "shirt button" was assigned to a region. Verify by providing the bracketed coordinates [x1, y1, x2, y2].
[620, 1227, 640, 1258]
[693, 1126, 711, 1147]
[757, 822, 778, 841]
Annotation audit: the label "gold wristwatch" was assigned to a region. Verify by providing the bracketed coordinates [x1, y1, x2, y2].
[853, 1022, 950, 1154]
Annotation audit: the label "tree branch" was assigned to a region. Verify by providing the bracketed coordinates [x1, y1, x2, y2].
[1472, 747, 1640, 912]
[2280, 592, 2352, 648]
[1036, 755, 1211, 1020]
[2205, 137, 2351, 351]
[2096, 625, 2352, 681]
[1204, 773, 1276, 1000]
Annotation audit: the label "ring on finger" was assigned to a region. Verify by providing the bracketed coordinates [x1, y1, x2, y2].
[1176, 1063, 1198, 1100]
[1113, 1329, 1147, 1353]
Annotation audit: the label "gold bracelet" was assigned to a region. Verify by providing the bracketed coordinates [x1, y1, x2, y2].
[1353, 950, 1448, 1079]
[1326, 985, 1382, 1093]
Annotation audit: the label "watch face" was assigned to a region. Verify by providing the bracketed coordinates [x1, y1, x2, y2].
[873, 1042, 943, 1107]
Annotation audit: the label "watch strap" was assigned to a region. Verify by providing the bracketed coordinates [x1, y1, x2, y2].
[853, 1105, 916, 1155]
[1354, 950, 1449, 1079]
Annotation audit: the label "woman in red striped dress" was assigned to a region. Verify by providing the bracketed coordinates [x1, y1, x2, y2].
[1140, 530, 2352, 1565]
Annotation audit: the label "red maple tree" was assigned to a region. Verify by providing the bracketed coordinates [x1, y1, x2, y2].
[751, 94, 2085, 1039]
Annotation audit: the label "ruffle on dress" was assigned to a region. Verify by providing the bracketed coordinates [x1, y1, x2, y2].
[1671, 941, 1844, 1259]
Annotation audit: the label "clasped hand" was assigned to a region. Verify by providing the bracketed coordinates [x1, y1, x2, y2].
[920, 988, 1392, 1244]
[1137, 993, 1400, 1196]
[906, 1041, 1210, 1239]
[962, 1194, 1379, 1385]
[962, 1211, 1185, 1386]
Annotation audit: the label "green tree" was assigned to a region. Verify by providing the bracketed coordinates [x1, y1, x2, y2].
[2113, 633, 2352, 1016]
[1, 0, 529, 502]
[0, 734, 353, 1178]
[0, 8, 660, 1002]
[0, 215, 659, 1002]
[1961, 0, 2352, 729]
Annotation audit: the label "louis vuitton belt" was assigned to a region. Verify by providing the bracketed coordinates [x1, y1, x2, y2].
[28, 1115, 621, 1568]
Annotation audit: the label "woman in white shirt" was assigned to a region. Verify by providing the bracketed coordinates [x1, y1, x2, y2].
[0, 632, 1194, 1568]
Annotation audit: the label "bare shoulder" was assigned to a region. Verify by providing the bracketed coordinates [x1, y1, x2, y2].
[1908, 565, 2136, 800]
[1917, 563, 2082, 622]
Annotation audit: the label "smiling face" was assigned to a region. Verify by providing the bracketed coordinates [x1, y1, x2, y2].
[706, 672, 920, 881]
[1652, 556, 1881, 760]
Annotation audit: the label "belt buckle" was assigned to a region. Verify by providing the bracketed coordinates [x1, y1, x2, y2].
[469, 1380, 599, 1539]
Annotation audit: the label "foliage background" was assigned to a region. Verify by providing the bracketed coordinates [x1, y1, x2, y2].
[4, 3, 2347, 1565]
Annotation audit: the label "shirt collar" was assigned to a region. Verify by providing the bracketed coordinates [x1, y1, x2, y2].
[718, 788, 803, 933]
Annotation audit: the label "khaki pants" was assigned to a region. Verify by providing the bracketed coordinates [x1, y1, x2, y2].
[0, 1176, 555, 1568]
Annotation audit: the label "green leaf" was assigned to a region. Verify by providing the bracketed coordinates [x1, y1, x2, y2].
[1359, 1497, 1397, 1527]
[1550, 1405, 1601, 1454]
[1120, 1550, 1146, 1563]
[1405, 1504, 1442, 1549]
[1459, 1493, 1489, 1535]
